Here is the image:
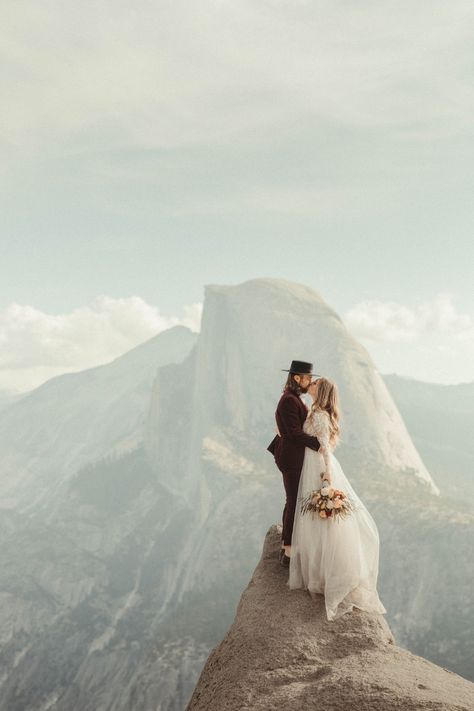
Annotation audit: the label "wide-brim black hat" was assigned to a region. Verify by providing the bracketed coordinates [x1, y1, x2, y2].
[281, 360, 321, 376]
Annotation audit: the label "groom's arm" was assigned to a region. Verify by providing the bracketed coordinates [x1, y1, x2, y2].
[278, 398, 321, 451]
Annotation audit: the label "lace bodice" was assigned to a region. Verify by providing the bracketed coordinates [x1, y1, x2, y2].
[303, 408, 333, 477]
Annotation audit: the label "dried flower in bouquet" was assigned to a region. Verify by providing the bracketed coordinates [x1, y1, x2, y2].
[300, 479, 355, 521]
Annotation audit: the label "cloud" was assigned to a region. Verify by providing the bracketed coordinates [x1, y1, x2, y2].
[343, 293, 472, 343]
[0, 296, 203, 392]
[343, 293, 474, 383]
[1, 292, 471, 393]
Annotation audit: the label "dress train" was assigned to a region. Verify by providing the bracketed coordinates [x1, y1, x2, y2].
[288, 409, 387, 622]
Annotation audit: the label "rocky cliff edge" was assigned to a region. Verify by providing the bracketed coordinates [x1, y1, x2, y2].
[186, 524, 473, 711]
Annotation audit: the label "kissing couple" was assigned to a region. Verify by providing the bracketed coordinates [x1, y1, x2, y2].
[267, 360, 387, 622]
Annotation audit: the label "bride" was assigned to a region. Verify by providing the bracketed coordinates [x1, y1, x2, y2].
[288, 377, 387, 622]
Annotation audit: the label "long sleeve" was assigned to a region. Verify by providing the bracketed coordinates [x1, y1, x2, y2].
[306, 409, 332, 478]
[277, 397, 320, 451]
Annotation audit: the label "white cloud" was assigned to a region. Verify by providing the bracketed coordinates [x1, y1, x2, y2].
[180, 302, 203, 332]
[0, 296, 203, 392]
[343, 293, 474, 383]
[1, 291, 471, 394]
[344, 293, 472, 342]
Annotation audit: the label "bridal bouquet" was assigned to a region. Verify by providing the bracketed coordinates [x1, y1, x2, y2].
[300, 481, 354, 521]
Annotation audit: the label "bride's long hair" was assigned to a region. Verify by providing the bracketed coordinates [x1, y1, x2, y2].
[310, 377, 341, 448]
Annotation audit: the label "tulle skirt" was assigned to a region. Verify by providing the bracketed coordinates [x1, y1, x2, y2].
[288, 447, 387, 622]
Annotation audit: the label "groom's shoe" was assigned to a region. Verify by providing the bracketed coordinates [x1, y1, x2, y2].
[281, 554, 291, 567]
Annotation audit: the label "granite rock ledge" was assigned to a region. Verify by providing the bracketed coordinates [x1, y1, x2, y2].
[186, 524, 473, 711]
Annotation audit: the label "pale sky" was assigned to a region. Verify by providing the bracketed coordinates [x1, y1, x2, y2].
[1, 1, 473, 392]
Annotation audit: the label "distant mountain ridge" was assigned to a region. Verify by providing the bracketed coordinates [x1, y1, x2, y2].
[0, 324, 198, 510]
[383, 374, 474, 500]
[0, 388, 25, 411]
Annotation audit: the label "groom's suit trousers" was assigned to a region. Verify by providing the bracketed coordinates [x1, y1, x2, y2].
[280, 466, 304, 547]
[266, 390, 320, 546]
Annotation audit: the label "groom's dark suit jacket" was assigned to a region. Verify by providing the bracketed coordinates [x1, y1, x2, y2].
[267, 390, 321, 472]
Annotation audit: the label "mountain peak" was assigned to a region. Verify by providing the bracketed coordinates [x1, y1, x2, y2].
[186, 525, 473, 711]
[196, 277, 438, 494]
[204, 277, 328, 306]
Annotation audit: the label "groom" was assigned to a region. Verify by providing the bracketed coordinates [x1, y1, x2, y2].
[267, 360, 321, 566]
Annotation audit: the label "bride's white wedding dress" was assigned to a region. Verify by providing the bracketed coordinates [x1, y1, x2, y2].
[288, 407, 387, 622]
